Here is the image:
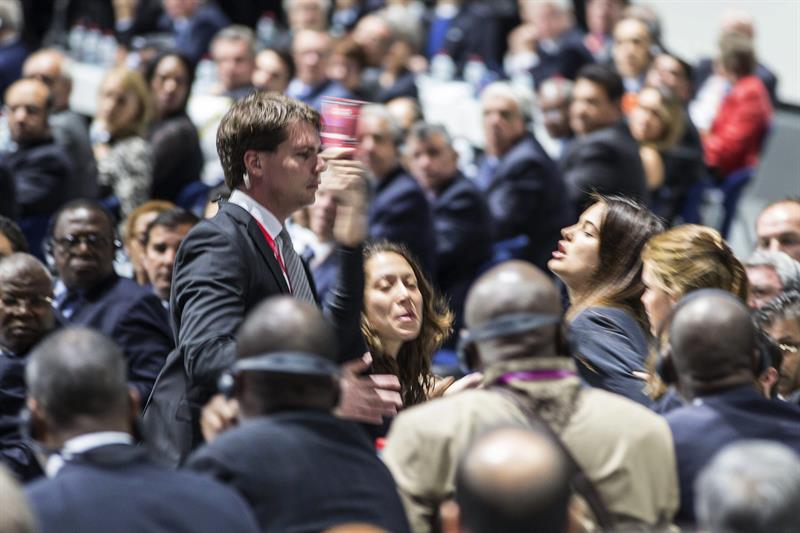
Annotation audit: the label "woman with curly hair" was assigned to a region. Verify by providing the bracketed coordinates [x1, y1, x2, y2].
[361, 241, 454, 407]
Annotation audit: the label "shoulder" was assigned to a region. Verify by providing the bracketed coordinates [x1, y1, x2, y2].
[502, 135, 552, 170]
[572, 307, 644, 336]
[571, 387, 671, 445]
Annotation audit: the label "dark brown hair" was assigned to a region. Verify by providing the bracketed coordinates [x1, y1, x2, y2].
[568, 195, 665, 331]
[216, 91, 321, 189]
[361, 242, 453, 407]
[720, 31, 756, 79]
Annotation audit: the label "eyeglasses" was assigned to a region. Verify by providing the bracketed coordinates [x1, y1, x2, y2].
[1, 295, 53, 312]
[52, 233, 110, 252]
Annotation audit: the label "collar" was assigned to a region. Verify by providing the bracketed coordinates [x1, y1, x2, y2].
[375, 165, 406, 192]
[55, 272, 119, 306]
[45, 431, 134, 478]
[228, 189, 284, 240]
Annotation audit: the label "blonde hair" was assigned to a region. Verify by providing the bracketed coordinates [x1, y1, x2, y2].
[639, 85, 685, 151]
[641, 224, 749, 302]
[642, 225, 749, 399]
[100, 67, 153, 137]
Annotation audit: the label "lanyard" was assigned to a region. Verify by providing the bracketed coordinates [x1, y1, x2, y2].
[252, 219, 291, 289]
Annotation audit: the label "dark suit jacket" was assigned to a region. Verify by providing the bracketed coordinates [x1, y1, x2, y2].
[368, 166, 437, 275]
[157, 3, 231, 64]
[560, 120, 648, 213]
[431, 174, 492, 336]
[666, 386, 800, 523]
[26, 443, 261, 533]
[57, 274, 173, 403]
[480, 133, 573, 271]
[286, 79, 356, 111]
[1, 138, 72, 218]
[530, 28, 594, 87]
[0, 346, 41, 480]
[187, 411, 411, 533]
[143, 201, 362, 465]
[570, 306, 652, 407]
[148, 113, 204, 202]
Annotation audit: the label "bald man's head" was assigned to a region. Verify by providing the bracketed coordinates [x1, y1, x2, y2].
[0, 253, 54, 355]
[23, 48, 72, 111]
[237, 296, 337, 360]
[464, 261, 563, 365]
[455, 426, 571, 533]
[669, 290, 756, 397]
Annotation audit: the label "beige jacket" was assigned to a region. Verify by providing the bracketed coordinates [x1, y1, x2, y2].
[383, 358, 679, 532]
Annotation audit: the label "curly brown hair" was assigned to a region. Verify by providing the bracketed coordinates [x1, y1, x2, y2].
[361, 242, 453, 407]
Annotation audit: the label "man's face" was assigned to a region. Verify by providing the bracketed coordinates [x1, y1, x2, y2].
[612, 19, 652, 79]
[310, 185, 337, 241]
[757, 203, 800, 261]
[586, 0, 625, 36]
[212, 39, 255, 92]
[5, 80, 50, 144]
[23, 53, 71, 112]
[52, 207, 116, 291]
[482, 94, 526, 157]
[293, 31, 331, 86]
[143, 224, 193, 301]
[0, 234, 13, 257]
[764, 317, 800, 397]
[252, 50, 291, 93]
[288, 0, 327, 31]
[538, 90, 571, 139]
[253, 120, 325, 219]
[747, 265, 784, 309]
[356, 114, 399, 180]
[406, 133, 458, 193]
[570, 78, 619, 135]
[645, 54, 691, 104]
[0, 268, 54, 355]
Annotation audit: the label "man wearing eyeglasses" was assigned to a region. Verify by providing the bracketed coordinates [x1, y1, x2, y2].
[757, 290, 800, 404]
[1, 78, 73, 257]
[0, 253, 56, 481]
[50, 200, 174, 406]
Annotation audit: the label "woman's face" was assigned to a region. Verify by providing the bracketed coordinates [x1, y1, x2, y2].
[641, 260, 676, 335]
[548, 202, 605, 293]
[151, 56, 190, 117]
[364, 251, 424, 350]
[126, 210, 160, 281]
[98, 76, 141, 137]
[630, 88, 667, 143]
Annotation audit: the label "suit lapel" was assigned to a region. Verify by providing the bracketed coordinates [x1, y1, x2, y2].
[245, 219, 291, 294]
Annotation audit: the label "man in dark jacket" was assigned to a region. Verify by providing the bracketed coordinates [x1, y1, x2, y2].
[187, 296, 411, 533]
[24, 327, 261, 533]
[476, 81, 572, 271]
[560, 64, 647, 213]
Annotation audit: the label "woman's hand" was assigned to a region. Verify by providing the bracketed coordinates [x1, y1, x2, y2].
[444, 372, 484, 396]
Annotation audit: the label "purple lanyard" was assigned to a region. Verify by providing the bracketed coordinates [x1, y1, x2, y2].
[496, 370, 576, 385]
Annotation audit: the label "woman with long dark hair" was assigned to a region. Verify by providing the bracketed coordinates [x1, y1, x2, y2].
[548, 195, 665, 405]
[361, 241, 454, 407]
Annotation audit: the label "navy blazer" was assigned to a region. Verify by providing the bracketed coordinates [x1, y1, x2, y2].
[479, 133, 574, 271]
[26, 444, 260, 533]
[56, 274, 173, 403]
[368, 166, 437, 275]
[570, 306, 652, 407]
[560, 120, 648, 214]
[1, 138, 73, 218]
[666, 386, 800, 524]
[157, 3, 230, 64]
[187, 411, 411, 533]
[0, 346, 41, 480]
[144, 200, 363, 465]
[431, 173, 492, 335]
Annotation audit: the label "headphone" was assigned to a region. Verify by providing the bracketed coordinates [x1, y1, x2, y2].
[217, 351, 341, 400]
[457, 313, 565, 372]
[655, 289, 767, 385]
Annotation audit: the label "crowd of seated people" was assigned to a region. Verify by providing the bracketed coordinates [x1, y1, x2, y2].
[0, 1, 796, 532]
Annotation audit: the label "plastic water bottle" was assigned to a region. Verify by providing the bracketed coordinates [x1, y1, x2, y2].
[99, 32, 117, 67]
[430, 52, 455, 82]
[256, 12, 277, 48]
[68, 23, 87, 60]
[193, 55, 217, 94]
[82, 26, 101, 64]
[463, 55, 486, 90]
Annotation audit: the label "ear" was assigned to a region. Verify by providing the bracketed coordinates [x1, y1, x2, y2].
[243, 149, 264, 176]
[758, 367, 779, 398]
[26, 397, 50, 444]
[439, 500, 464, 533]
[128, 388, 141, 420]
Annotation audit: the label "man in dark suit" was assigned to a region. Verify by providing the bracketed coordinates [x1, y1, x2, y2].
[285, 29, 355, 111]
[405, 122, 491, 343]
[0, 253, 55, 481]
[23, 327, 261, 533]
[144, 92, 379, 465]
[475, 82, 573, 271]
[561, 64, 647, 213]
[663, 290, 800, 524]
[50, 200, 173, 404]
[356, 104, 436, 275]
[187, 296, 410, 533]
[157, 0, 231, 64]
